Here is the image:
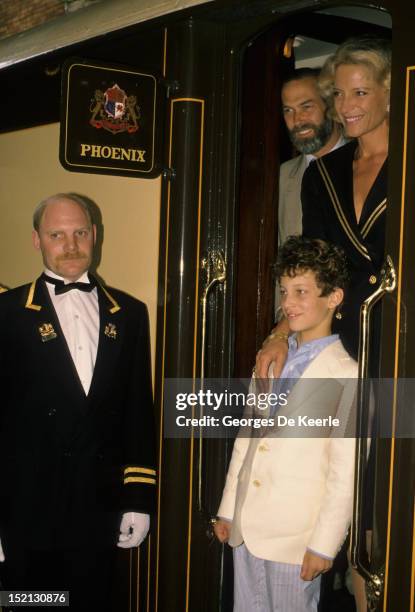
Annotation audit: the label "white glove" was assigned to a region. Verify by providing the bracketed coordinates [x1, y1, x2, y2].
[0, 538, 5, 562]
[117, 512, 150, 549]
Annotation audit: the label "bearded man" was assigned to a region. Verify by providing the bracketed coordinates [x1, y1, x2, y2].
[278, 67, 345, 245]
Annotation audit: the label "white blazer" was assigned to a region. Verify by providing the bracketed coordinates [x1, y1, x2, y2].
[217, 339, 357, 565]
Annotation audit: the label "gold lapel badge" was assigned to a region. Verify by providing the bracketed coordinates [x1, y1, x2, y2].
[104, 323, 117, 340]
[39, 322, 57, 342]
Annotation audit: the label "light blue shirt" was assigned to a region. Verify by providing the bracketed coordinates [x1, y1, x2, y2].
[272, 333, 339, 411]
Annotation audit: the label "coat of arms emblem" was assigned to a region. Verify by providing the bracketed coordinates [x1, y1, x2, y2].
[38, 323, 57, 342]
[90, 84, 140, 134]
[104, 323, 117, 340]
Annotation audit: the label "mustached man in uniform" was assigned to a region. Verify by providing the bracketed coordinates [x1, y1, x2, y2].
[0, 193, 156, 611]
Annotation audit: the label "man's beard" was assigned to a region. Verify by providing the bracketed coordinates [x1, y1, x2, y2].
[289, 116, 334, 155]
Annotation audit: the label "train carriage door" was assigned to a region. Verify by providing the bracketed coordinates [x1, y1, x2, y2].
[364, 2, 415, 610]
[153, 10, 297, 611]
[152, 4, 415, 612]
[232, 5, 415, 612]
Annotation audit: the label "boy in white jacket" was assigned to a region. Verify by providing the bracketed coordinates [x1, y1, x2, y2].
[214, 236, 357, 612]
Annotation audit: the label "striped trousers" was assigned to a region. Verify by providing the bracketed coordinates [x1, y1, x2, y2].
[233, 544, 321, 612]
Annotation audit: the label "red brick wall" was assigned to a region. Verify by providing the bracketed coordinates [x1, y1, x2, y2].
[0, 0, 65, 40]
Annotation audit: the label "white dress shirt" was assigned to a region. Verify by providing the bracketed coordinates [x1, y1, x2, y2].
[44, 268, 99, 394]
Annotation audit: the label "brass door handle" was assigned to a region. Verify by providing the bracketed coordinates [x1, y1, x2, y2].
[350, 255, 396, 610]
[198, 250, 226, 511]
[200, 251, 226, 380]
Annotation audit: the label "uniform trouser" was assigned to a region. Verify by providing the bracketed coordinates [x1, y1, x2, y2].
[233, 543, 321, 612]
[1, 546, 116, 612]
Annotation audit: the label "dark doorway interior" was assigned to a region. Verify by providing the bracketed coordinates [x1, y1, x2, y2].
[233, 9, 391, 378]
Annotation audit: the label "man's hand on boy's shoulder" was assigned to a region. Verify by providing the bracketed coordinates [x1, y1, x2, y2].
[300, 550, 333, 581]
[255, 319, 290, 379]
[256, 336, 288, 379]
[214, 518, 232, 543]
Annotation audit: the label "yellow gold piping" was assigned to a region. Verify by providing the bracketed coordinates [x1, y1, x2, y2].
[129, 548, 132, 612]
[136, 545, 140, 612]
[411, 499, 415, 611]
[383, 65, 414, 611]
[25, 281, 42, 311]
[124, 466, 156, 476]
[124, 476, 156, 485]
[155, 98, 205, 612]
[174, 98, 205, 612]
[99, 285, 121, 313]
[146, 535, 151, 612]
[155, 97, 174, 612]
[361, 199, 387, 238]
[316, 158, 371, 260]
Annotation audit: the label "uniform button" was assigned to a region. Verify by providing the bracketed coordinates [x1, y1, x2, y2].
[258, 445, 268, 452]
[253, 479, 261, 487]
[75, 314, 79, 320]
[48, 408, 57, 416]
[369, 275, 377, 285]
[78, 346, 83, 350]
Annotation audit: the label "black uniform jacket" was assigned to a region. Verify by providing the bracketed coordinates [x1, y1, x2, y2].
[0, 276, 156, 552]
[301, 140, 387, 360]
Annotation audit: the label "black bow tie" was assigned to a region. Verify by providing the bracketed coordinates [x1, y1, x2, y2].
[41, 273, 96, 295]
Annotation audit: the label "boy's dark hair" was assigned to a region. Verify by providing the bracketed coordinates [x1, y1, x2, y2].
[275, 235, 349, 296]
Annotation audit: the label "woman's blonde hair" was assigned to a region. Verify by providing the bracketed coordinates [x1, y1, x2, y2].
[319, 36, 391, 121]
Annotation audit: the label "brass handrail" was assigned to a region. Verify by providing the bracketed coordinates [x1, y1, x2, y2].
[350, 255, 396, 610]
[198, 250, 226, 511]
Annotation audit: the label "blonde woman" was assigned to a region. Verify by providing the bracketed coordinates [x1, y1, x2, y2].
[301, 36, 391, 612]
[302, 36, 390, 362]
